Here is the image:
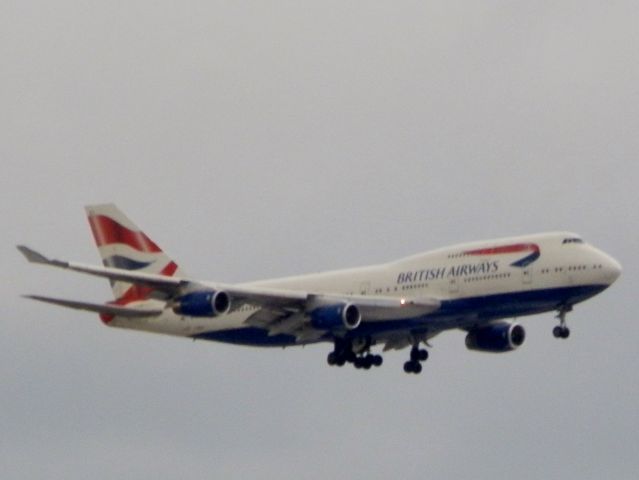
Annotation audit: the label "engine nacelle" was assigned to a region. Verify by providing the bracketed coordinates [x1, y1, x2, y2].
[173, 291, 231, 317]
[310, 303, 361, 330]
[465, 322, 526, 353]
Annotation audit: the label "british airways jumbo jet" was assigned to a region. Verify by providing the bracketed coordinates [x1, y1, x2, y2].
[19, 204, 621, 374]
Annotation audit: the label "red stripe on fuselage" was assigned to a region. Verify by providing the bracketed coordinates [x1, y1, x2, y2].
[88, 215, 162, 253]
[99, 261, 178, 324]
[464, 243, 539, 256]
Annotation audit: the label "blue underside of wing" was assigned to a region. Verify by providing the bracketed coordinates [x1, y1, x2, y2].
[191, 284, 608, 347]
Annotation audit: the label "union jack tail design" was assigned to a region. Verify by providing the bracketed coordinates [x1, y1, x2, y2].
[85, 204, 185, 303]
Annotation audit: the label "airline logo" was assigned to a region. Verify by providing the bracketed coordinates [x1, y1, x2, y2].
[87, 213, 178, 322]
[88, 214, 177, 273]
[88, 214, 158, 248]
[464, 243, 540, 268]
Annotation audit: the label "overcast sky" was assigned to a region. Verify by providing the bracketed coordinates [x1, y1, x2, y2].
[2, 1, 638, 479]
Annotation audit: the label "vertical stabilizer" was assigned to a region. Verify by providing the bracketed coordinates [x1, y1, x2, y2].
[85, 204, 185, 302]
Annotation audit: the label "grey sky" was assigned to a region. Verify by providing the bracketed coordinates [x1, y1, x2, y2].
[2, 1, 638, 479]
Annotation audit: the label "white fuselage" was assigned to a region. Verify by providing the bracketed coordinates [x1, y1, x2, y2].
[108, 232, 621, 345]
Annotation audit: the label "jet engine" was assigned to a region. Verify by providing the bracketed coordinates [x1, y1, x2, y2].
[172, 290, 231, 317]
[465, 322, 526, 353]
[310, 303, 361, 330]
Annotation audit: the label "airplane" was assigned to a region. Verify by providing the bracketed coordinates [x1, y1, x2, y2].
[18, 204, 622, 374]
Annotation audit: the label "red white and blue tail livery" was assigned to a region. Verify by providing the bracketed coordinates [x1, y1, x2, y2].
[19, 204, 622, 374]
[84, 205, 184, 322]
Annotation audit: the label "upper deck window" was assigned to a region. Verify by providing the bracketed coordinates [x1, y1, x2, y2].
[562, 237, 584, 245]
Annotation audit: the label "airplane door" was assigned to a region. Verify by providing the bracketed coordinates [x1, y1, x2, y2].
[449, 277, 459, 294]
[359, 281, 371, 295]
[522, 267, 532, 285]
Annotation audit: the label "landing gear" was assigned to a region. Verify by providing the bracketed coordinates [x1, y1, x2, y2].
[326, 338, 383, 370]
[328, 338, 429, 374]
[327, 351, 346, 366]
[404, 345, 428, 374]
[353, 354, 383, 369]
[404, 360, 422, 374]
[553, 325, 570, 339]
[553, 305, 572, 339]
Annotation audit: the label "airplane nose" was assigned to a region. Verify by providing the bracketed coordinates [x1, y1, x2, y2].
[602, 253, 622, 284]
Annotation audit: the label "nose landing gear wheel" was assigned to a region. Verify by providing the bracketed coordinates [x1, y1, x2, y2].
[553, 325, 570, 339]
[553, 306, 572, 340]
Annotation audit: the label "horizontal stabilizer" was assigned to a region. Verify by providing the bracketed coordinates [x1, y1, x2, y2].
[23, 295, 163, 317]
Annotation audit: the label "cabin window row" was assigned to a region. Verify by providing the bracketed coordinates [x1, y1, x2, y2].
[463, 272, 511, 283]
[539, 264, 603, 274]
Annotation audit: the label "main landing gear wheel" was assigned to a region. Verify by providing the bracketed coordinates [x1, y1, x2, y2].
[353, 354, 383, 369]
[327, 350, 350, 367]
[553, 305, 572, 340]
[404, 360, 422, 374]
[327, 352, 341, 366]
[404, 345, 428, 374]
[326, 338, 383, 370]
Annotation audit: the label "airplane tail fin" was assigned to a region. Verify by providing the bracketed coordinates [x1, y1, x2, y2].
[85, 204, 185, 302]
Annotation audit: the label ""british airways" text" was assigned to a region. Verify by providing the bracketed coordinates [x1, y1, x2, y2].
[397, 261, 499, 284]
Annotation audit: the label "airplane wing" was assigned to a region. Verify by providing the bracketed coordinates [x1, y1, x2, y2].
[23, 295, 163, 317]
[18, 246, 441, 338]
[17, 245, 308, 304]
[18, 245, 185, 293]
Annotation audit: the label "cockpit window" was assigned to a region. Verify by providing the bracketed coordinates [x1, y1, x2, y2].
[562, 237, 584, 244]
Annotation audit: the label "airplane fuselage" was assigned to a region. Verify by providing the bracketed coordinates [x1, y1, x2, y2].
[107, 232, 621, 347]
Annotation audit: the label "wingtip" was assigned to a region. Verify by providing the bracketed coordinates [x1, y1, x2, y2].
[21, 294, 43, 302]
[21, 294, 51, 305]
[16, 245, 49, 264]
